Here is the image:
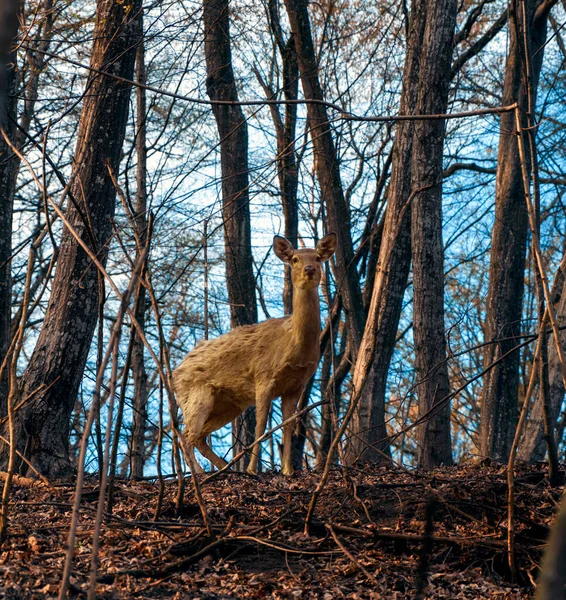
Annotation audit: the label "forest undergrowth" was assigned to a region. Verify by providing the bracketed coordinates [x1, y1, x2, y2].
[1, 462, 562, 599]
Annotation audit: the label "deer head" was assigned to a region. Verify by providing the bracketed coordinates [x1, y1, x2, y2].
[273, 233, 337, 290]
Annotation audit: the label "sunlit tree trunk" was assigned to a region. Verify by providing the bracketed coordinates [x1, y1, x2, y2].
[0, 0, 142, 476]
[347, 0, 427, 465]
[480, 0, 555, 461]
[203, 0, 258, 470]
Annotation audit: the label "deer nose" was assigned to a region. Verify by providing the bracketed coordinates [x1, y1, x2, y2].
[304, 265, 316, 277]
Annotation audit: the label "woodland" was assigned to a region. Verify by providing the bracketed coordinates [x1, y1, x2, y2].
[1, 0, 566, 597]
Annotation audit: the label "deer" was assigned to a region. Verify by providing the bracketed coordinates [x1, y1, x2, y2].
[173, 232, 337, 476]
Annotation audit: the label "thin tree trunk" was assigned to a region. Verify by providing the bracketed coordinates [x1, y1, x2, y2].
[412, 0, 457, 469]
[130, 8, 149, 480]
[0, 1, 21, 420]
[283, 0, 365, 352]
[315, 342, 333, 466]
[316, 343, 349, 467]
[480, 0, 555, 461]
[258, 2, 303, 465]
[1, 1, 55, 419]
[203, 0, 258, 471]
[0, 0, 142, 477]
[519, 255, 566, 461]
[346, 0, 426, 465]
[266, 0, 299, 315]
[19, 0, 54, 142]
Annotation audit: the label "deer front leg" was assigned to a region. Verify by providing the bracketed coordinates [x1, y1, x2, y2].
[247, 394, 270, 474]
[281, 390, 302, 476]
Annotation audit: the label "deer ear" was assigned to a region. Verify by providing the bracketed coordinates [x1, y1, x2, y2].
[316, 232, 337, 261]
[273, 235, 294, 263]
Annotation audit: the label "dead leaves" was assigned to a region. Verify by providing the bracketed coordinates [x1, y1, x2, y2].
[0, 464, 560, 598]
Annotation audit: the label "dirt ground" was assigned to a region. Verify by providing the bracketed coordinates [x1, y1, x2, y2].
[0, 462, 562, 599]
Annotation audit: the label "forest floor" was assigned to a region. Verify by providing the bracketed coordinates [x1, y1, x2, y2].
[0, 461, 563, 599]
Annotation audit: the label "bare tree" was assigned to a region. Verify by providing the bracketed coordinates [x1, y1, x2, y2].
[0, 0, 21, 419]
[260, 0, 300, 316]
[519, 257, 566, 461]
[283, 0, 365, 352]
[347, 0, 426, 466]
[203, 0, 258, 470]
[480, 0, 556, 461]
[130, 7, 149, 480]
[0, 0, 142, 476]
[411, 0, 457, 469]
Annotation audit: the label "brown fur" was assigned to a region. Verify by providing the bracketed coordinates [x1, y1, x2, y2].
[173, 233, 337, 475]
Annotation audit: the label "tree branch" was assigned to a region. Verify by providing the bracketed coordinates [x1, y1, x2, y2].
[451, 9, 508, 80]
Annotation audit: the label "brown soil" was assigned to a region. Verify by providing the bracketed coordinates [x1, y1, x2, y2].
[0, 462, 561, 599]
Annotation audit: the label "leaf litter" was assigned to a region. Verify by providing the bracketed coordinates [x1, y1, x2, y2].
[0, 462, 561, 598]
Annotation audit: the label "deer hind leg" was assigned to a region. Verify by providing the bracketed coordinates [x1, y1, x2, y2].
[246, 391, 271, 474]
[196, 436, 229, 471]
[281, 390, 302, 476]
[179, 386, 219, 473]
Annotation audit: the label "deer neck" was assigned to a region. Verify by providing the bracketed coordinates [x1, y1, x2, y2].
[290, 286, 321, 353]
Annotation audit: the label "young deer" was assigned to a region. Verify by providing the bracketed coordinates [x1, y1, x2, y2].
[173, 233, 337, 475]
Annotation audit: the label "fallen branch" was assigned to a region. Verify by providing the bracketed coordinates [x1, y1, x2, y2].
[326, 524, 378, 583]
[0, 472, 36, 487]
[330, 523, 507, 549]
[97, 534, 338, 583]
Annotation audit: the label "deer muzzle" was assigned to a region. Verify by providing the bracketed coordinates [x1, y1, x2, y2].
[304, 265, 316, 278]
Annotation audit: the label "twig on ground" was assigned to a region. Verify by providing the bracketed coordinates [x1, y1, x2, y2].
[326, 524, 378, 583]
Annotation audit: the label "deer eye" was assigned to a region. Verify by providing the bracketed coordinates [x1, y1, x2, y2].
[292, 257, 299, 264]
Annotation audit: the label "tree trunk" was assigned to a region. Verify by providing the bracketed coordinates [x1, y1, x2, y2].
[266, 0, 299, 316]
[1, 2, 55, 419]
[203, 0, 258, 471]
[411, 0, 457, 469]
[130, 9, 149, 480]
[480, 0, 554, 461]
[0, 0, 142, 477]
[19, 0, 54, 142]
[346, 0, 426, 465]
[283, 0, 365, 352]
[537, 491, 566, 599]
[518, 257, 566, 461]
[316, 339, 348, 467]
[0, 0, 20, 420]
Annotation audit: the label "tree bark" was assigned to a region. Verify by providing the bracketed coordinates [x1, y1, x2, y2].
[316, 340, 348, 467]
[19, 0, 54, 142]
[0, 0, 21, 420]
[266, 0, 299, 316]
[0, 0, 142, 477]
[346, 0, 426, 465]
[1, 3, 56, 419]
[283, 0, 365, 352]
[411, 0, 457, 469]
[130, 9, 149, 480]
[537, 491, 566, 599]
[203, 0, 258, 471]
[480, 0, 554, 461]
[518, 258, 566, 461]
